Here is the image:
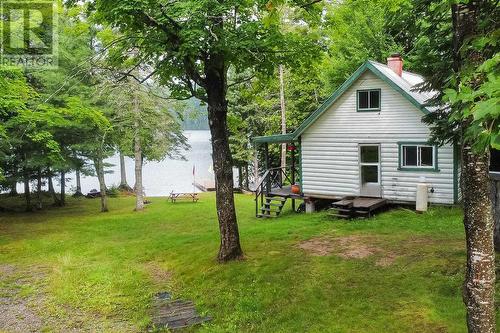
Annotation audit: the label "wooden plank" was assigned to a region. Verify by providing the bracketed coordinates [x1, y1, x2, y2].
[352, 198, 387, 210]
[332, 199, 353, 208]
[151, 292, 211, 330]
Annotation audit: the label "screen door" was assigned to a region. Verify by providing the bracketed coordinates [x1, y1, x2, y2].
[359, 144, 381, 197]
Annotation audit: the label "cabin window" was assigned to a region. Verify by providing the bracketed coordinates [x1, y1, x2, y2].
[357, 89, 381, 111]
[399, 143, 438, 171]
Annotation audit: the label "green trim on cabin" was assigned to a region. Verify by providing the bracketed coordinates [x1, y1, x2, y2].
[397, 141, 440, 172]
[298, 136, 303, 193]
[356, 89, 381, 112]
[290, 61, 431, 139]
[253, 133, 294, 145]
[367, 63, 431, 116]
[453, 144, 460, 204]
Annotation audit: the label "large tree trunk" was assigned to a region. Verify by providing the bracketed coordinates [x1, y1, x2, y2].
[119, 152, 132, 192]
[451, 3, 496, 332]
[36, 169, 43, 210]
[461, 145, 495, 333]
[60, 171, 66, 206]
[94, 158, 108, 212]
[23, 173, 32, 212]
[205, 57, 243, 262]
[47, 171, 61, 207]
[133, 94, 144, 211]
[74, 168, 83, 197]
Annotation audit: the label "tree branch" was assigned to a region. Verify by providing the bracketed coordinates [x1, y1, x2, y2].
[300, 0, 322, 8]
[227, 73, 256, 88]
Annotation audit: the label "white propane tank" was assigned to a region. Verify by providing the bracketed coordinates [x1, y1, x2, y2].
[416, 176, 428, 213]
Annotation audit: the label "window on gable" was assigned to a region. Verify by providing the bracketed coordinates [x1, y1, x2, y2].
[357, 89, 380, 111]
[401, 144, 436, 169]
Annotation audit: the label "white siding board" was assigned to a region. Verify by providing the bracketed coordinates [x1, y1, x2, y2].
[301, 71, 455, 204]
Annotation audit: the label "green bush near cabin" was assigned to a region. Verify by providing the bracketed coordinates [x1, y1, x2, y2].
[0, 193, 497, 332]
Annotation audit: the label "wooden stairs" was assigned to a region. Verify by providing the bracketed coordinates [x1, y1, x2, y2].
[257, 196, 287, 218]
[328, 197, 388, 219]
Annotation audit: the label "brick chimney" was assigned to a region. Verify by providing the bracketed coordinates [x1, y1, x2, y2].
[387, 53, 403, 76]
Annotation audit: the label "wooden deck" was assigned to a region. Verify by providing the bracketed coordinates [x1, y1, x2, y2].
[330, 197, 388, 219]
[269, 185, 303, 199]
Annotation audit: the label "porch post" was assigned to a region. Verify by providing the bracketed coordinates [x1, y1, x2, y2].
[264, 143, 269, 170]
[264, 143, 271, 193]
[253, 147, 259, 191]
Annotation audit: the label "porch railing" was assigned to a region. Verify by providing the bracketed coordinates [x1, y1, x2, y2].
[254, 167, 295, 217]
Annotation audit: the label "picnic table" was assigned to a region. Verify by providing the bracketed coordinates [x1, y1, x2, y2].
[85, 189, 101, 199]
[169, 192, 199, 203]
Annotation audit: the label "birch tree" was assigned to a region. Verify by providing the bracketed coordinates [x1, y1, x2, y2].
[394, 1, 499, 331]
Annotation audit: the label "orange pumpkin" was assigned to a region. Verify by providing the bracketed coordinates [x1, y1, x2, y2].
[291, 184, 301, 194]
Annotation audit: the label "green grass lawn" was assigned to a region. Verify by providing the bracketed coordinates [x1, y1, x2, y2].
[0, 193, 497, 332]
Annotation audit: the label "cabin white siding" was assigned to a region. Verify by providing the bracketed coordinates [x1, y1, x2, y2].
[301, 71, 455, 204]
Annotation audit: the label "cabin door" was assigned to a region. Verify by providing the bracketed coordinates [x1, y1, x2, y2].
[359, 144, 381, 197]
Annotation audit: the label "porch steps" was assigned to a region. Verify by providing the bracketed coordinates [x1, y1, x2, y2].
[257, 197, 287, 218]
[328, 197, 388, 219]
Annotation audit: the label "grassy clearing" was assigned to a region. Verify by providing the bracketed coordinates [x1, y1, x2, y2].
[0, 193, 496, 332]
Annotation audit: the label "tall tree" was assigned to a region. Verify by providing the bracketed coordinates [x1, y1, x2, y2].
[93, 0, 319, 261]
[450, 3, 497, 331]
[393, 1, 499, 331]
[99, 73, 188, 212]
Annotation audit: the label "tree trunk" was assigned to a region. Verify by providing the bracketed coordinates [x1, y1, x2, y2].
[451, 3, 495, 332]
[279, 64, 287, 170]
[461, 144, 495, 333]
[205, 57, 243, 262]
[133, 94, 144, 211]
[60, 171, 65, 206]
[253, 150, 259, 191]
[74, 168, 83, 197]
[36, 169, 42, 210]
[94, 158, 108, 212]
[23, 174, 31, 212]
[244, 164, 249, 190]
[8, 182, 17, 196]
[238, 166, 243, 190]
[47, 171, 61, 206]
[119, 152, 132, 191]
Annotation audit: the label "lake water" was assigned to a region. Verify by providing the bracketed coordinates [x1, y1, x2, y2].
[74, 130, 215, 196]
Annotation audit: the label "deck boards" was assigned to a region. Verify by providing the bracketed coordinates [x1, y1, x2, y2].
[269, 186, 303, 199]
[330, 197, 388, 219]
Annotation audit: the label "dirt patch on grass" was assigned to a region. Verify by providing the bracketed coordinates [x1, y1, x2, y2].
[145, 262, 173, 285]
[375, 253, 398, 267]
[298, 235, 399, 265]
[298, 238, 336, 256]
[0, 264, 136, 333]
[0, 264, 48, 333]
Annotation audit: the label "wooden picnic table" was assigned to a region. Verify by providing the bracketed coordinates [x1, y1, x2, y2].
[169, 192, 199, 203]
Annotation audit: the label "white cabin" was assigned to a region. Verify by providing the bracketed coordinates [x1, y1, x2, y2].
[254, 55, 459, 206]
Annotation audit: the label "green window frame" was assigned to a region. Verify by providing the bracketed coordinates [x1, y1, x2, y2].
[398, 142, 439, 172]
[356, 89, 381, 112]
